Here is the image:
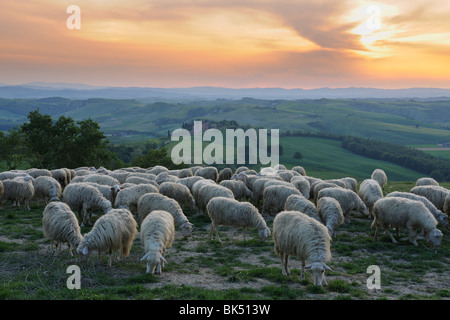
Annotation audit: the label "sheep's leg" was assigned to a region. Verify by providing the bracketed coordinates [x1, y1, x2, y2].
[243, 227, 247, 241]
[385, 228, 398, 244]
[209, 223, 215, 240]
[281, 253, 290, 276]
[300, 261, 306, 280]
[406, 224, 419, 246]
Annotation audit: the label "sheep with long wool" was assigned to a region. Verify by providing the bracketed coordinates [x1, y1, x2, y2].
[51, 169, 69, 189]
[206, 196, 271, 243]
[158, 182, 196, 210]
[290, 176, 310, 199]
[34, 176, 62, 204]
[272, 211, 332, 286]
[371, 197, 443, 247]
[371, 169, 388, 193]
[317, 187, 368, 222]
[410, 185, 449, 211]
[262, 184, 301, 216]
[0, 176, 35, 210]
[219, 179, 252, 200]
[83, 174, 120, 187]
[317, 197, 345, 237]
[284, 194, 321, 222]
[358, 179, 383, 218]
[140, 210, 175, 275]
[195, 183, 234, 215]
[415, 177, 439, 187]
[113, 183, 159, 213]
[194, 166, 219, 182]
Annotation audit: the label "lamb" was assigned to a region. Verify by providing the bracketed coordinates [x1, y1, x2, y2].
[62, 183, 113, 226]
[206, 197, 271, 243]
[113, 183, 159, 213]
[137, 193, 193, 238]
[262, 185, 301, 216]
[386, 191, 448, 228]
[0, 176, 35, 210]
[372, 197, 443, 247]
[158, 181, 196, 210]
[194, 166, 219, 182]
[34, 176, 62, 204]
[195, 183, 235, 215]
[140, 210, 175, 274]
[284, 194, 321, 222]
[358, 179, 383, 218]
[416, 177, 439, 187]
[371, 169, 388, 193]
[83, 174, 121, 187]
[272, 211, 332, 286]
[77, 208, 138, 266]
[317, 197, 345, 237]
[317, 187, 368, 222]
[410, 185, 450, 211]
[219, 180, 252, 200]
[42, 201, 83, 256]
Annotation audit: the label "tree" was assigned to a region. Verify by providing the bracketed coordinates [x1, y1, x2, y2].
[131, 148, 186, 170]
[0, 128, 27, 170]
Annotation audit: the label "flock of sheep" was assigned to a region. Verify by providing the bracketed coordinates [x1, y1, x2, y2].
[0, 164, 448, 287]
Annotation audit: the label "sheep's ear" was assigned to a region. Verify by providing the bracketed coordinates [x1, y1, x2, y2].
[140, 253, 149, 261]
[305, 264, 312, 269]
[160, 256, 167, 264]
[82, 246, 89, 255]
[323, 263, 332, 271]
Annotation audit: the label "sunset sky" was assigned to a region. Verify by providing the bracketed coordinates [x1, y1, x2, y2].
[1, 0, 450, 89]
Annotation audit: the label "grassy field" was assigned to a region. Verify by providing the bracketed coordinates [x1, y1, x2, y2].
[0, 181, 449, 301]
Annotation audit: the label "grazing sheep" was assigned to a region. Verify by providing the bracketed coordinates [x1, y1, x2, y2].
[146, 165, 169, 176]
[372, 197, 443, 247]
[42, 201, 83, 256]
[84, 174, 120, 187]
[284, 194, 321, 222]
[273, 211, 332, 286]
[386, 191, 448, 228]
[0, 176, 35, 210]
[358, 179, 383, 218]
[262, 185, 301, 216]
[177, 168, 193, 178]
[125, 176, 157, 186]
[177, 176, 205, 194]
[140, 210, 175, 275]
[290, 176, 310, 199]
[107, 171, 131, 184]
[137, 193, 193, 238]
[291, 166, 306, 176]
[127, 172, 157, 181]
[207, 197, 270, 243]
[444, 193, 450, 215]
[34, 176, 62, 204]
[156, 171, 179, 185]
[371, 169, 388, 192]
[219, 179, 252, 200]
[62, 183, 113, 226]
[410, 185, 449, 211]
[83, 182, 122, 205]
[250, 177, 277, 206]
[51, 169, 69, 189]
[217, 167, 232, 183]
[194, 166, 219, 181]
[0, 171, 28, 181]
[312, 182, 341, 204]
[416, 177, 439, 187]
[340, 177, 358, 192]
[27, 168, 52, 179]
[317, 187, 368, 222]
[77, 208, 138, 266]
[158, 182, 196, 210]
[195, 183, 235, 215]
[113, 184, 159, 213]
[317, 197, 345, 237]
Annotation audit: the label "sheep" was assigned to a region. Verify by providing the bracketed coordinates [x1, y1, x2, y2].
[140, 210, 175, 274]
[27, 168, 52, 179]
[371, 169, 388, 193]
[206, 197, 271, 243]
[317, 197, 345, 237]
[416, 177, 439, 187]
[284, 194, 321, 222]
[125, 176, 159, 187]
[51, 169, 69, 189]
[0, 171, 28, 181]
[249, 177, 276, 206]
[410, 185, 449, 211]
[372, 197, 443, 247]
[195, 183, 235, 215]
[34, 176, 62, 204]
[340, 177, 358, 192]
[77, 208, 138, 266]
[194, 166, 219, 182]
[137, 193, 193, 238]
[156, 171, 179, 185]
[317, 187, 368, 222]
[83, 174, 120, 187]
[219, 180, 252, 200]
[262, 185, 301, 216]
[176, 168, 193, 178]
[217, 167, 232, 183]
[107, 171, 131, 184]
[177, 176, 205, 194]
[113, 183, 159, 213]
[146, 165, 169, 176]
[83, 182, 122, 204]
[291, 166, 306, 176]
[312, 182, 341, 204]
[0, 176, 35, 210]
[42, 201, 83, 256]
[386, 191, 448, 228]
[358, 179, 383, 218]
[272, 211, 332, 286]
[62, 183, 113, 226]
[0, 181, 3, 208]
[158, 181, 196, 210]
[290, 176, 310, 199]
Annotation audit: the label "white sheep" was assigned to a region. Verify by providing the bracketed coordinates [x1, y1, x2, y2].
[372, 197, 443, 247]
[156, 171, 179, 185]
[51, 168, 69, 189]
[0, 171, 28, 181]
[137, 193, 193, 238]
[195, 183, 235, 215]
[83, 181, 122, 205]
[177, 176, 205, 194]
[77, 208, 138, 266]
[249, 177, 282, 206]
[219, 179, 252, 200]
[290, 176, 310, 199]
[146, 165, 169, 176]
[284, 194, 321, 222]
[291, 166, 306, 176]
[194, 166, 219, 181]
[312, 182, 341, 204]
[206, 197, 271, 243]
[262, 185, 301, 216]
[217, 167, 233, 182]
[317, 187, 368, 222]
[416, 177, 439, 187]
[83, 174, 121, 187]
[113, 184, 159, 213]
[34, 176, 62, 204]
[317, 197, 345, 237]
[42, 201, 83, 256]
[62, 183, 113, 226]
[371, 169, 388, 192]
[27, 168, 52, 179]
[140, 210, 175, 274]
[177, 168, 193, 178]
[0, 176, 35, 210]
[340, 177, 358, 192]
[444, 193, 450, 216]
[272, 211, 332, 286]
[158, 182, 196, 211]
[107, 171, 131, 184]
[358, 179, 383, 218]
[386, 191, 448, 228]
[410, 185, 449, 211]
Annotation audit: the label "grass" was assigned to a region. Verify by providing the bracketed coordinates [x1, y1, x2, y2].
[0, 181, 449, 301]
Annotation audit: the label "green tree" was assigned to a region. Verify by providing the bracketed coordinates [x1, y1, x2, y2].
[131, 148, 186, 170]
[0, 128, 27, 170]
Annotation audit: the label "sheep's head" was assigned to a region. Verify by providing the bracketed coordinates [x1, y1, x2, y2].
[258, 227, 271, 241]
[305, 262, 332, 286]
[181, 222, 193, 238]
[140, 251, 167, 275]
[189, 198, 196, 211]
[426, 229, 443, 248]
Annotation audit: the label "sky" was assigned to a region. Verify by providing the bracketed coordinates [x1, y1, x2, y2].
[1, 0, 450, 89]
